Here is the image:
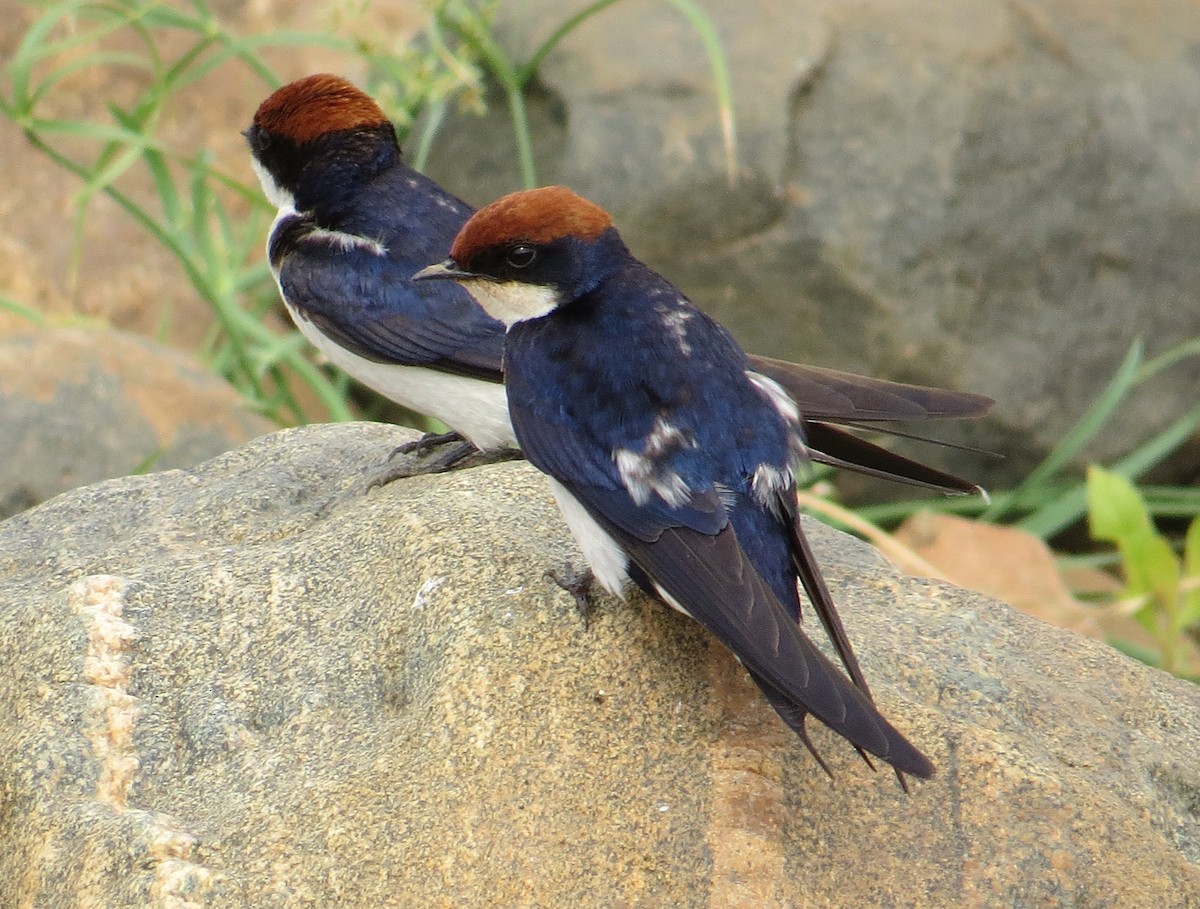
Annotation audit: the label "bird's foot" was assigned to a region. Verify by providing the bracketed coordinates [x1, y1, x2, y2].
[383, 433, 523, 479]
[318, 438, 524, 517]
[369, 437, 480, 487]
[389, 430, 465, 460]
[545, 563, 597, 628]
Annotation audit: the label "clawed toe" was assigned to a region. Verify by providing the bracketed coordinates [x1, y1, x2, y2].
[545, 564, 597, 628]
[390, 430, 466, 460]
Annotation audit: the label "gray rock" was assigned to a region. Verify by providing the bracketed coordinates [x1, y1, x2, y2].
[421, 0, 1200, 483]
[0, 327, 274, 518]
[1, 422, 1198, 906]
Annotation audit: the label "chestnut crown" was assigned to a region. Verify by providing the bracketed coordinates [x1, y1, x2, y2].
[450, 186, 614, 265]
[250, 73, 389, 144]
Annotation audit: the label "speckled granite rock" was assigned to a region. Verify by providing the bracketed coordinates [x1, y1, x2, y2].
[0, 327, 273, 519]
[1, 423, 1197, 907]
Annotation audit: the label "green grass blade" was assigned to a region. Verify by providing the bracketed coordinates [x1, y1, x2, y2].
[518, 0, 623, 81]
[504, 85, 537, 188]
[985, 338, 1143, 523]
[663, 0, 738, 184]
[142, 145, 183, 229]
[1021, 398, 1200, 540]
[853, 486, 1013, 527]
[409, 98, 447, 173]
[1138, 335, 1200, 383]
[0, 296, 47, 326]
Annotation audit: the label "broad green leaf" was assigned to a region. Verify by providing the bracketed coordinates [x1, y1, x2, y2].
[1123, 532, 1179, 633]
[1087, 465, 1153, 543]
[1181, 516, 1200, 628]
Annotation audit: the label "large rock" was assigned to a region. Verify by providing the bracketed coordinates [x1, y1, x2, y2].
[1, 423, 1197, 906]
[422, 0, 1200, 482]
[0, 327, 273, 518]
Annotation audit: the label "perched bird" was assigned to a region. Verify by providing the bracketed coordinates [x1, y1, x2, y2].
[245, 74, 992, 485]
[244, 73, 511, 460]
[415, 186, 937, 781]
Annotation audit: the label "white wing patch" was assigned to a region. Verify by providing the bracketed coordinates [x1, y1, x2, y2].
[746, 370, 807, 505]
[746, 371, 800, 424]
[751, 463, 794, 511]
[660, 305, 694, 355]
[614, 417, 694, 507]
[307, 227, 387, 257]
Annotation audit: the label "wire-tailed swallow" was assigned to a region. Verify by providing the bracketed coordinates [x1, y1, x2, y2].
[415, 186, 937, 781]
[246, 74, 991, 487]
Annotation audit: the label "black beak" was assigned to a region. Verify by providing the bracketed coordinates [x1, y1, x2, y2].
[412, 260, 475, 282]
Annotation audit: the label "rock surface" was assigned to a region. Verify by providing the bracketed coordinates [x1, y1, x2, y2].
[422, 0, 1200, 482]
[1, 422, 1198, 907]
[0, 327, 273, 518]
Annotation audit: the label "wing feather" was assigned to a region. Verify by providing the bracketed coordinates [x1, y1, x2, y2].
[276, 223, 505, 381]
[611, 515, 933, 778]
[749, 355, 993, 421]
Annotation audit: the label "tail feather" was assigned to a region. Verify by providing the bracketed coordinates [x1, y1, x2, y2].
[804, 421, 986, 496]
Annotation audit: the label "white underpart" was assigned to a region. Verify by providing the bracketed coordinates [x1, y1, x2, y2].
[263, 206, 516, 451]
[548, 479, 630, 596]
[649, 582, 695, 618]
[290, 309, 515, 449]
[613, 417, 694, 507]
[459, 278, 560, 327]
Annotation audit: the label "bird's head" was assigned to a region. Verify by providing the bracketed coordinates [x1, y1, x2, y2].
[243, 73, 398, 210]
[413, 186, 627, 326]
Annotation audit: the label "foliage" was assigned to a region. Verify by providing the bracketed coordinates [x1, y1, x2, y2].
[851, 336, 1200, 679]
[1, 0, 353, 422]
[1, 0, 735, 424]
[1086, 466, 1200, 677]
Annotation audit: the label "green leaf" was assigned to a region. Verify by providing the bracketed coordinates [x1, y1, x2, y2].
[1143, 534, 1180, 607]
[0, 296, 46, 325]
[1086, 465, 1153, 543]
[992, 339, 1142, 524]
[1181, 516, 1200, 628]
[1119, 530, 1178, 645]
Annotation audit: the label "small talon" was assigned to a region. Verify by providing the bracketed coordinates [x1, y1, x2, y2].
[316, 437, 525, 517]
[390, 430, 465, 460]
[372, 437, 491, 489]
[545, 564, 597, 628]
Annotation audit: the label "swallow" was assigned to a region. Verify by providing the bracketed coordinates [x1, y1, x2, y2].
[246, 73, 991, 485]
[415, 186, 937, 781]
[244, 73, 511, 464]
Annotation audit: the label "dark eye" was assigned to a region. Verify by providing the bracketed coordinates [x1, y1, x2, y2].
[505, 244, 537, 269]
[244, 127, 270, 154]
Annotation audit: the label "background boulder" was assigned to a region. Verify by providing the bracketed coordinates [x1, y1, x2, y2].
[0, 327, 272, 519]
[424, 0, 1200, 483]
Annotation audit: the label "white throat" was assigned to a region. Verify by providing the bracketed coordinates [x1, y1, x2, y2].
[250, 157, 295, 211]
[456, 277, 560, 327]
